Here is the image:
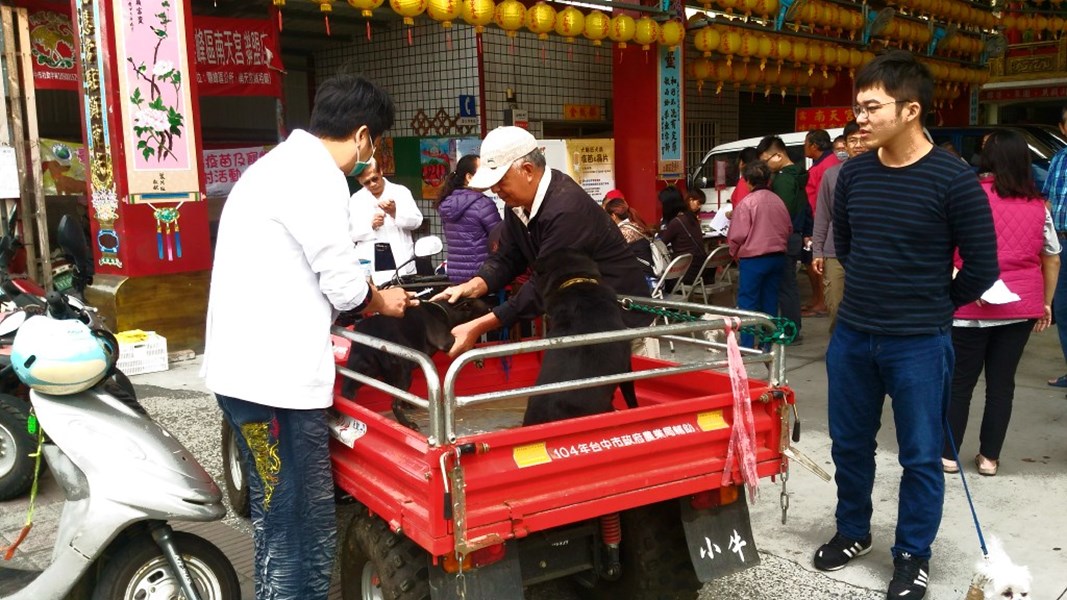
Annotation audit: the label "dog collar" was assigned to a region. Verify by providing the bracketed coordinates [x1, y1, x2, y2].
[558, 277, 599, 291]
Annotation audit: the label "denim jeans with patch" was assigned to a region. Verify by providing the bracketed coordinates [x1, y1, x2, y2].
[217, 394, 336, 600]
[826, 322, 953, 560]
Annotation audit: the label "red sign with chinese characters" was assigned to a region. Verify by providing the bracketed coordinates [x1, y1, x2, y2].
[795, 107, 853, 132]
[27, 5, 78, 91]
[192, 16, 283, 98]
[979, 85, 1067, 102]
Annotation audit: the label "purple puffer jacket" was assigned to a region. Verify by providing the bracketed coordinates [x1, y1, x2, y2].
[438, 189, 502, 283]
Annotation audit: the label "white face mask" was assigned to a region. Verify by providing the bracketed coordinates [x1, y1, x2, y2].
[835, 150, 849, 162]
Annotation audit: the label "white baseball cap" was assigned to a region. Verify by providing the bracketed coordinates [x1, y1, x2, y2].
[467, 126, 538, 190]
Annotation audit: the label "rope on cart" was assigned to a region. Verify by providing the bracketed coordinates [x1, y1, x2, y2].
[620, 301, 799, 345]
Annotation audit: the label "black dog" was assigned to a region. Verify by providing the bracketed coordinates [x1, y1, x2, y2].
[522, 249, 639, 426]
[340, 299, 489, 431]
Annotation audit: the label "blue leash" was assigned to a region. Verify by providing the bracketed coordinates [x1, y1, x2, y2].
[944, 421, 988, 558]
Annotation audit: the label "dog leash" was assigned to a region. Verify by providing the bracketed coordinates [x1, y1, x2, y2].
[944, 422, 988, 558]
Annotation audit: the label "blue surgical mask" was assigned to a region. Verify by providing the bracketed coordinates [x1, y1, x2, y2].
[835, 150, 849, 162]
[348, 132, 375, 178]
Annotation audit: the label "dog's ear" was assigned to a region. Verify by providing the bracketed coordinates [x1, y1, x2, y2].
[420, 302, 458, 352]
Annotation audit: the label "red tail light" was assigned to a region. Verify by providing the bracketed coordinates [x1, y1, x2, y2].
[440, 543, 507, 573]
[690, 486, 740, 511]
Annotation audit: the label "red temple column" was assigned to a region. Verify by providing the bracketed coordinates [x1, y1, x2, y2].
[72, 0, 211, 351]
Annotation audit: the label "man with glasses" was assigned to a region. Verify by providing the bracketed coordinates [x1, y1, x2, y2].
[433, 126, 653, 357]
[1041, 106, 1067, 390]
[811, 121, 864, 330]
[815, 51, 997, 599]
[350, 158, 424, 285]
[756, 135, 808, 341]
[204, 75, 414, 600]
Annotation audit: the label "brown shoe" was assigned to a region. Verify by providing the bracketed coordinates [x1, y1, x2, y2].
[975, 454, 998, 477]
[942, 458, 960, 474]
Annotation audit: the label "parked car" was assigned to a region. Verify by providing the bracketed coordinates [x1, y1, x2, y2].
[688, 128, 845, 212]
[927, 125, 1056, 189]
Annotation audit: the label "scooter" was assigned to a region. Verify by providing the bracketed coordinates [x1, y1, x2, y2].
[0, 212, 135, 501]
[0, 216, 239, 600]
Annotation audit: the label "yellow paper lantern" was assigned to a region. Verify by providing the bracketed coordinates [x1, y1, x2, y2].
[582, 10, 609, 46]
[658, 19, 685, 51]
[494, 0, 525, 36]
[718, 0, 739, 14]
[789, 39, 807, 65]
[525, 1, 556, 40]
[738, 31, 756, 58]
[755, 34, 772, 70]
[772, 35, 791, 69]
[835, 47, 849, 70]
[555, 6, 585, 42]
[633, 16, 660, 51]
[309, 0, 334, 34]
[428, 0, 462, 28]
[718, 27, 741, 65]
[609, 14, 635, 48]
[390, 0, 427, 26]
[347, 0, 383, 18]
[462, 0, 494, 33]
[713, 60, 732, 94]
[693, 27, 720, 57]
[692, 58, 713, 81]
[729, 63, 747, 85]
[740, 0, 758, 16]
[744, 64, 764, 88]
[754, 0, 778, 18]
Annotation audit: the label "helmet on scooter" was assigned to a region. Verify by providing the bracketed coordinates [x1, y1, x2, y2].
[10, 316, 117, 395]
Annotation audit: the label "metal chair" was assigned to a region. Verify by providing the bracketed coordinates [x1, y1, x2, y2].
[684, 244, 735, 304]
[649, 253, 693, 301]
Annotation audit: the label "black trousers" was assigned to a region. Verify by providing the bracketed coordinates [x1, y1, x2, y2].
[943, 320, 1034, 461]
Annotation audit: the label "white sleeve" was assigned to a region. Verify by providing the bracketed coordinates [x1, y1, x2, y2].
[1043, 208, 1062, 256]
[348, 191, 378, 243]
[392, 185, 424, 231]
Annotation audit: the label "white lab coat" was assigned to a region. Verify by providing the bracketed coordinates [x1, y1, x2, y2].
[348, 179, 424, 286]
[202, 129, 370, 409]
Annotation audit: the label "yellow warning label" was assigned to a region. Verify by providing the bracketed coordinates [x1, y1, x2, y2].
[513, 442, 553, 468]
[697, 410, 728, 432]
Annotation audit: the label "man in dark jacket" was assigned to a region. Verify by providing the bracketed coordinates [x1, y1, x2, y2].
[434, 126, 653, 356]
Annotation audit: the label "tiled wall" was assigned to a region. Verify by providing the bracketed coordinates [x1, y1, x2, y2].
[684, 72, 740, 174]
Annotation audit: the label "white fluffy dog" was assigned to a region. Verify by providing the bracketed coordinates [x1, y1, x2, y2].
[966, 536, 1031, 600]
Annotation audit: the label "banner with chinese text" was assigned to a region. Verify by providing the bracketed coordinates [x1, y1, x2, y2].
[657, 45, 683, 179]
[564, 139, 615, 202]
[113, 0, 201, 203]
[795, 107, 853, 132]
[28, 6, 78, 91]
[420, 138, 450, 200]
[203, 146, 270, 198]
[192, 15, 283, 98]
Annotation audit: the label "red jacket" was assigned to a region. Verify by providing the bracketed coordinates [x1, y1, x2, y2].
[805, 151, 840, 214]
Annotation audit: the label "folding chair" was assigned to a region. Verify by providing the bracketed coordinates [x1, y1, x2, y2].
[649, 253, 693, 301]
[685, 244, 735, 304]
[648, 253, 693, 353]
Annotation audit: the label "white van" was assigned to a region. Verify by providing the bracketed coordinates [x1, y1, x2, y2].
[689, 128, 845, 212]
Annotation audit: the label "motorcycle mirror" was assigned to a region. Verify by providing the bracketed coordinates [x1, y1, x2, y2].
[414, 236, 443, 258]
[0, 310, 27, 337]
[56, 215, 94, 293]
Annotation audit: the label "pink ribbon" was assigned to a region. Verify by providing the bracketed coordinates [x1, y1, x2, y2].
[721, 317, 760, 502]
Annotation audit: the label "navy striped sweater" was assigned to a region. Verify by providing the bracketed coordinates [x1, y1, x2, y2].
[833, 146, 999, 335]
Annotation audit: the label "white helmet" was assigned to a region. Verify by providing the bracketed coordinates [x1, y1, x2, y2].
[11, 316, 117, 395]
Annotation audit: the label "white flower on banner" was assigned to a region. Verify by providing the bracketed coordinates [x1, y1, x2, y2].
[152, 60, 175, 77]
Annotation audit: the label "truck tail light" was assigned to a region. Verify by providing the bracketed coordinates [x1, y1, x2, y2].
[440, 543, 507, 573]
[690, 485, 740, 511]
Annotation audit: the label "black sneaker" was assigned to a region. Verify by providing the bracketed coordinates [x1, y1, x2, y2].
[813, 532, 872, 571]
[887, 553, 929, 599]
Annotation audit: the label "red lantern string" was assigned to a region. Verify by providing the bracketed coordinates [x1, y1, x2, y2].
[408, 27, 413, 45]
[476, 31, 482, 56]
[568, 46, 572, 61]
[324, 14, 331, 35]
[366, 21, 371, 40]
[447, 31, 453, 50]
[278, 11, 283, 31]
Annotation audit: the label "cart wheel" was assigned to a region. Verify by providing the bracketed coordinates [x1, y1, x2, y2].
[340, 507, 431, 600]
[221, 419, 251, 518]
[0, 395, 35, 501]
[575, 501, 702, 600]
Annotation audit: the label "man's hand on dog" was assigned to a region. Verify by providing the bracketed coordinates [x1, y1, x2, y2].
[431, 277, 489, 304]
[370, 287, 418, 318]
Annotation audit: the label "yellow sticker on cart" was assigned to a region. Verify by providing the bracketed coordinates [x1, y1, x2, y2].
[513, 442, 553, 468]
[697, 410, 728, 431]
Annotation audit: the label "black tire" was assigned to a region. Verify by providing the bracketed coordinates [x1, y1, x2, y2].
[220, 419, 251, 518]
[576, 501, 702, 600]
[91, 531, 241, 600]
[340, 507, 431, 600]
[0, 396, 36, 501]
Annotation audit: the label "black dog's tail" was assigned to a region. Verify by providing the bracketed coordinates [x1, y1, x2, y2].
[620, 380, 638, 409]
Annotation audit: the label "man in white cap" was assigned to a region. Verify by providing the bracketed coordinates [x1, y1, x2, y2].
[434, 126, 653, 356]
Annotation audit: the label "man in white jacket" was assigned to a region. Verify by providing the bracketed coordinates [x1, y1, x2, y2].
[350, 159, 424, 285]
[202, 75, 412, 600]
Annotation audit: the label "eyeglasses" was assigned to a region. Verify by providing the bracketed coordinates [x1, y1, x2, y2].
[361, 176, 382, 186]
[852, 100, 904, 118]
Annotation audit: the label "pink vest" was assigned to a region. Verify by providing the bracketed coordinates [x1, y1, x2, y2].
[955, 179, 1046, 320]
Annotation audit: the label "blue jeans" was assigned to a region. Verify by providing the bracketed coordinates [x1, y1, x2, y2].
[826, 322, 953, 560]
[737, 254, 785, 348]
[1054, 242, 1067, 364]
[217, 395, 336, 600]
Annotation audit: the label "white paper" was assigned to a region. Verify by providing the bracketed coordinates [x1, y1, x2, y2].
[708, 210, 731, 236]
[0, 147, 19, 199]
[980, 279, 1021, 305]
